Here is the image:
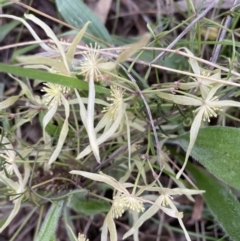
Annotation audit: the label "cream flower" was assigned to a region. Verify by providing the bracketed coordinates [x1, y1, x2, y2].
[76, 85, 126, 161]
[41, 83, 70, 169]
[178, 48, 221, 98]
[69, 170, 145, 241]
[111, 196, 125, 219]
[123, 187, 204, 241]
[77, 43, 103, 79]
[70, 170, 204, 241]
[41, 83, 70, 108]
[112, 193, 145, 219]
[102, 85, 125, 121]
[157, 83, 240, 179]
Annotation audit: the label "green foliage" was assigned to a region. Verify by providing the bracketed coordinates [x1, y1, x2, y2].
[188, 163, 240, 241]
[0, 63, 109, 94]
[69, 194, 110, 216]
[35, 201, 64, 241]
[179, 126, 240, 190]
[55, 0, 112, 45]
[0, 20, 20, 42]
[1, 2, 240, 241]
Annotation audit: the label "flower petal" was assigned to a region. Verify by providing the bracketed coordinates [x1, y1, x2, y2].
[176, 107, 205, 179]
[46, 95, 70, 169]
[123, 195, 164, 239]
[25, 14, 69, 72]
[218, 100, 240, 108]
[86, 73, 100, 163]
[76, 104, 125, 160]
[0, 195, 23, 232]
[66, 22, 90, 67]
[69, 170, 127, 193]
[42, 105, 58, 142]
[0, 14, 52, 53]
[158, 92, 201, 106]
[0, 95, 21, 109]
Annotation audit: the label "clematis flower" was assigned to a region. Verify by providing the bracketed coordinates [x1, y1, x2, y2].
[41, 83, 70, 169]
[123, 187, 204, 241]
[70, 170, 145, 241]
[0, 13, 90, 169]
[74, 44, 106, 163]
[160, 48, 221, 99]
[75, 85, 126, 162]
[11, 14, 89, 76]
[178, 48, 221, 98]
[157, 83, 240, 179]
[70, 170, 204, 241]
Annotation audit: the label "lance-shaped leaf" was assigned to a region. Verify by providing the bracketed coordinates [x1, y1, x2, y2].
[35, 201, 64, 241]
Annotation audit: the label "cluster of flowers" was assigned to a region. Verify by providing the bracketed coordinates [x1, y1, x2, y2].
[1, 12, 239, 241]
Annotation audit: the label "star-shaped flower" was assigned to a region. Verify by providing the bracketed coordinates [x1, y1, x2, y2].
[157, 83, 240, 178]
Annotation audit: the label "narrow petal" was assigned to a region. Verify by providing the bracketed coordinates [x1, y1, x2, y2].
[106, 211, 117, 241]
[0, 95, 21, 109]
[125, 112, 131, 169]
[176, 107, 205, 179]
[94, 113, 111, 134]
[42, 105, 58, 142]
[0, 136, 15, 161]
[66, 22, 90, 66]
[160, 206, 180, 218]
[218, 100, 240, 108]
[0, 14, 52, 52]
[86, 73, 100, 163]
[46, 95, 70, 168]
[0, 195, 23, 232]
[161, 188, 205, 196]
[101, 216, 108, 241]
[76, 104, 125, 160]
[0, 172, 19, 190]
[123, 195, 164, 239]
[117, 34, 150, 63]
[25, 14, 69, 72]
[178, 218, 192, 241]
[74, 89, 87, 127]
[17, 55, 68, 75]
[205, 83, 222, 101]
[70, 170, 127, 193]
[181, 47, 200, 75]
[158, 92, 201, 106]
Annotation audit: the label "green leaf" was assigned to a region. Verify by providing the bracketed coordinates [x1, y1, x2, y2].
[69, 192, 110, 216]
[35, 200, 64, 241]
[179, 126, 240, 190]
[55, 0, 112, 45]
[0, 20, 20, 42]
[188, 163, 240, 241]
[0, 63, 109, 94]
[45, 122, 76, 138]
